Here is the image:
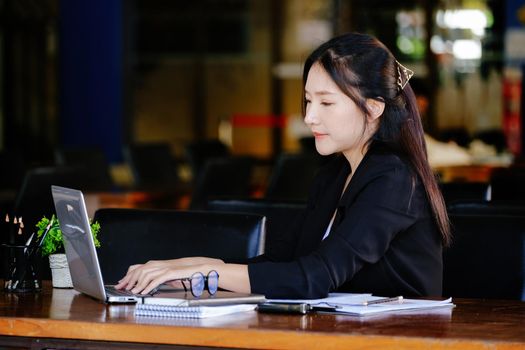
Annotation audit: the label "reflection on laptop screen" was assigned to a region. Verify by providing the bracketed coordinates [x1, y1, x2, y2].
[51, 185, 140, 303]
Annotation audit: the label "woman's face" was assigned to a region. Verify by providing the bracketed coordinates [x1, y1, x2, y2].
[304, 63, 374, 160]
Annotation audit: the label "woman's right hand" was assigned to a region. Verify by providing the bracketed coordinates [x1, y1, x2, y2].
[113, 257, 224, 294]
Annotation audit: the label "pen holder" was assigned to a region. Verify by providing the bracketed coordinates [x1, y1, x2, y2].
[2, 244, 41, 293]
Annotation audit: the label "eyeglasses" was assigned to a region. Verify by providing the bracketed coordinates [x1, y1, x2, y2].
[176, 270, 219, 297]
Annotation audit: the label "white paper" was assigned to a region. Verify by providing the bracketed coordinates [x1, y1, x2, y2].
[334, 297, 454, 316]
[268, 292, 372, 305]
[270, 293, 454, 317]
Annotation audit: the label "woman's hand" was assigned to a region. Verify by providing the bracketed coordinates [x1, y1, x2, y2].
[114, 257, 224, 295]
[115, 257, 251, 295]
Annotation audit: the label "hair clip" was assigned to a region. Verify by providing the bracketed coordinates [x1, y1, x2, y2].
[396, 60, 414, 90]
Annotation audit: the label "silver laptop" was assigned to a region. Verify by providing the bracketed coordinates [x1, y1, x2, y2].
[52, 185, 267, 306]
[51, 185, 142, 303]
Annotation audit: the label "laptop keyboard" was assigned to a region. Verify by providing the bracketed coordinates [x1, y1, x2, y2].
[105, 286, 142, 297]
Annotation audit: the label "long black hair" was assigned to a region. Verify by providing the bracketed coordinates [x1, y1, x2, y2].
[302, 32, 450, 245]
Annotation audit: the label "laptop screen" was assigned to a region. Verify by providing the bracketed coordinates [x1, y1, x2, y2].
[51, 185, 109, 302]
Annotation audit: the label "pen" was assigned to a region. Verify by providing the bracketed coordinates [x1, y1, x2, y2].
[23, 232, 36, 255]
[362, 296, 403, 306]
[12, 219, 54, 288]
[34, 218, 54, 251]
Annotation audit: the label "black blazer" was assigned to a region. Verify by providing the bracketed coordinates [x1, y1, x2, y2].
[248, 143, 443, 299]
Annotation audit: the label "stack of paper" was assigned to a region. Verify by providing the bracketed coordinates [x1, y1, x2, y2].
[270, 293, 455, 317]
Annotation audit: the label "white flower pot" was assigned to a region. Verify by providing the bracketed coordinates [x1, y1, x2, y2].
[49, 253, 73, 288]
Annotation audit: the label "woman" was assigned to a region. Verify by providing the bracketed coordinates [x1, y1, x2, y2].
[116, 33, 450, 299]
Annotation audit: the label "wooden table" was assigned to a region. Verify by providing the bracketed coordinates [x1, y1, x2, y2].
[0, 282, 524, 350]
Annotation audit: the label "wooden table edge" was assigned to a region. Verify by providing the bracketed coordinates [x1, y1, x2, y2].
[0, 317, 523, 350]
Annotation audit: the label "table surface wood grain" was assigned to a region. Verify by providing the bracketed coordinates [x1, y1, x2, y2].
[1, 282, 524, 349]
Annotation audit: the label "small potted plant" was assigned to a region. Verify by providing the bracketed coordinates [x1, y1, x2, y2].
[36, 215, 101, 288]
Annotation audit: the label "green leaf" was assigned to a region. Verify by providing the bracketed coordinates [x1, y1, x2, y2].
[35, 214, 102, 256]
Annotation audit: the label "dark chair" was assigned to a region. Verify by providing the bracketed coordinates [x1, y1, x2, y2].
[298, 137, 336, 166]
[443, 201, 525, 300]
[439, 181, 490, 205]
[93, 208, 266, 283]
[0, 150, 26, 215]
[185, 139, 230, 179]
[448, 200, 525, 216]
[206, 198, 307, 260]
[54, 146, 115, 191]
[189, 156, 255, 210]
[6, 166, 88, 280]
[0, 150, 27, 192]
[123, 142, 180, 191]
[12, 166, 89, 233]
[473, 129, 507, 153]
[265, 153, 321, 201]
[490, 167, 525, 202]
[438, 127, 472, 148]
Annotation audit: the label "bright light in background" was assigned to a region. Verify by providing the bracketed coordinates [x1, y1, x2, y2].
[436, 9, 489, 36]
[432, 5, 492, 63]
[395, 9, 425, 59]
[430, 35, 446, 54]
[397, 35, 416, 55]
[398, 4, 492, 63]
[430, 36, 455, 56]
[452, 40, 482, 60]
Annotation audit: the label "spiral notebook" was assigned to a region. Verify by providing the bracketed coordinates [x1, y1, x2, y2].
[135, 303, 257, 319]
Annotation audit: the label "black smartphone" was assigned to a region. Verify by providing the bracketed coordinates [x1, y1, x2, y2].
[257, 302, 310, 314]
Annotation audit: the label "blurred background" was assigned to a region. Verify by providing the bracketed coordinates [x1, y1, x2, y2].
[0, 0, 524, 215]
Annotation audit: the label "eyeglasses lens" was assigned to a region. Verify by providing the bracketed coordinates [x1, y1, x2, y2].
[207, 270, 219, 295]
[190, 272, 205, 297]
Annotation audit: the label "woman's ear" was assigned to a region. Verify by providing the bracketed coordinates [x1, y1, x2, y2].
[366, 98, 385, 121]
